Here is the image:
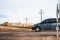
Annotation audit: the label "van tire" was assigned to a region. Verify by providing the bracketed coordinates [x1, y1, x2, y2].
[35, 27, 41, 32]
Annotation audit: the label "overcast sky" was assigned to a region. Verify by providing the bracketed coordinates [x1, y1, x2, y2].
[0, 0, 58, 24]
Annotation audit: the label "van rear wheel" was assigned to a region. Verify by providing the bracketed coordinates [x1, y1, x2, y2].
[35, 27, 41, 32]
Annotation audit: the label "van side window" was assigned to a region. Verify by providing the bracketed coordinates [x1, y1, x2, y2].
[58, 20, 60, 23]
[41, 18, 60, 24]
[49, 20, 56, 23]
[41, 19, 49, 24]
[49, 20, 60, 23]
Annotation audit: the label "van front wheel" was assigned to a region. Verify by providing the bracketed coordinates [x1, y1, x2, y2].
[35, 27, 41, 32]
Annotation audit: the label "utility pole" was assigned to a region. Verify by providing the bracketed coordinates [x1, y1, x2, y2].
[39, 9, 44, 22]
[8, 19, 9, 27]
[56, 4, 59, 38]
[26, 17, 28, 27]
[56, 11, 59, 38]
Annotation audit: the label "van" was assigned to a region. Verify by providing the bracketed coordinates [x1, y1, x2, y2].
[32, 18, 60, 32]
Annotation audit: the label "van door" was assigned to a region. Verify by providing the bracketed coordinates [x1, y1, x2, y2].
[50, 23, 56, 30]
[49, 20, 56, 30]
[41, 19, 51, 30]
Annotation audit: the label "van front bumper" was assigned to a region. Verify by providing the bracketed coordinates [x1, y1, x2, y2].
[32, 26, 35, 30]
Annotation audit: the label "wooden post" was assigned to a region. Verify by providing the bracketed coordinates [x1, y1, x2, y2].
[56, 4, 59, 38]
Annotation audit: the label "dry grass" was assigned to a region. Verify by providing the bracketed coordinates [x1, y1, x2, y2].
[0, 23, 33, 32]
[0, 26, 20, 32]
[8, 24, 33, 29]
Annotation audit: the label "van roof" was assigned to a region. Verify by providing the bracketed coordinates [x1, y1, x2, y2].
[46, 18, 60, 20]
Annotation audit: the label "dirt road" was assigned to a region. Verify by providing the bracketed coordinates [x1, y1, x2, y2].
[0, 28, 60, 40]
